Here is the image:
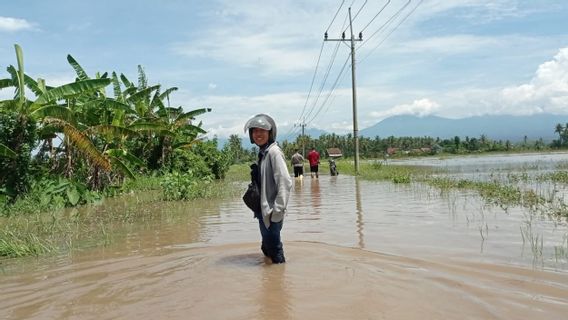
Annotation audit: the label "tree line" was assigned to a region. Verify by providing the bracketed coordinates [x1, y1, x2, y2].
[224, 128, 564, 163]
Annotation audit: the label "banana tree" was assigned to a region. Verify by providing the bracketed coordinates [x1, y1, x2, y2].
[0, 44, 39, 197]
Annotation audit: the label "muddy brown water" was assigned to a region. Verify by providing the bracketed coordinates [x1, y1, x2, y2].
[1, 153, 568, 319]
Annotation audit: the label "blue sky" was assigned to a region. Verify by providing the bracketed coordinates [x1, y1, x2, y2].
[1, 0, 567, 140]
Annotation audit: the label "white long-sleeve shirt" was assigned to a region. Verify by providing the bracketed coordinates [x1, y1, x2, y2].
[258, 142, 293, 229]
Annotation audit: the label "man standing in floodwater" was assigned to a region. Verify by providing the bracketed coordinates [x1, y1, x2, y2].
[307, 147, 320, 178]
[244, 114, 292, 264]
[291, 149, 304, 178]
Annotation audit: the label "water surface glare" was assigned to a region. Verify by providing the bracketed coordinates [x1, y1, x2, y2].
[1, 154, 568, 319]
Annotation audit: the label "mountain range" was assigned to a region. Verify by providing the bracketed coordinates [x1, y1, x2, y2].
[358, 114, 566, 142]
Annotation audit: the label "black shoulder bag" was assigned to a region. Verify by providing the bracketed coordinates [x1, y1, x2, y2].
[242, 163, 261, 214]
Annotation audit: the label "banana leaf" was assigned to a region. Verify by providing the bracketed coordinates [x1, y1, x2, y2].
[67, 55, 89, 81]
[105, 148, 145, 167]
[0, 78, 12, 90]
[0, 143, 17, 158]
[31, 105, 76, 124]
[35, 78, 111, 105]
[108, 156, 135, 179]
[86, 125, 139, 138]
[126, 85, 160, 103]
[44, 117, 112, 171]
[175, 107, 212, 124]
[15, 44, 25, 105]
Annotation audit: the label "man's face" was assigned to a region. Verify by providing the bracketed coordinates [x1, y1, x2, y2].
[252, 128, 269, 146]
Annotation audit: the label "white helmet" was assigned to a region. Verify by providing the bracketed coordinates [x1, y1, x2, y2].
[244, 114, 277, 143]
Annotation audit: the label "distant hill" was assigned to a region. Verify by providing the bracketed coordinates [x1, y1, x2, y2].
[359, 114, 567, 142]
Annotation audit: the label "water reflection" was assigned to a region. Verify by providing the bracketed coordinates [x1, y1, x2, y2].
[310, 179, 321, 216]
[355, 178, 364, 249]
[259, 265, 290, 320]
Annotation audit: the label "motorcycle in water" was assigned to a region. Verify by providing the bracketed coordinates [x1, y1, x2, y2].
[329, 158, 338, 176]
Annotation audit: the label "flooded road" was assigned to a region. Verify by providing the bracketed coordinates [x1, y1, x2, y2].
[1, 153, 568, 319]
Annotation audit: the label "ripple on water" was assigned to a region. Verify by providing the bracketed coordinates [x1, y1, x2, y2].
[1, 242, 567, 320]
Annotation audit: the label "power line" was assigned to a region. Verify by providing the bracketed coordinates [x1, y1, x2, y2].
[305, 54, 351, 125]
[360, 0, 391, 34]
[297, 40, 325, 123]
[359, 0, 422, 63]
[303, 39, 342, 122]
[343, 0, 367, 33]
[358, 0, 411, 50]
[351, 0, 368, 22]
[325, 0, 345, 32]
[287, 9, 350, 142]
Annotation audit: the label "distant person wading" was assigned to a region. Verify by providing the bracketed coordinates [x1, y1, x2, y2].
[291, 150, 304, 178]
[307, 147, 320, 178]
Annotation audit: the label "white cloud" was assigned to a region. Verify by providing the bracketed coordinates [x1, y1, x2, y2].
[393, 35, 499, 55]
[370, 98, 441, 120]
[175, 89, 308, 138]
[500, 47, 568, 114]
[417, 0, 525, 23]
[208, 83, 217, 90]
[0, 16, 34, 32]
[172, 32, 318, 76]
[171, 0, 339, 76]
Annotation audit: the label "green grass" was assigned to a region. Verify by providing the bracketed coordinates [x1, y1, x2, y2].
[0, 170, 247, 259]
[333, 158, 567, 218]
[0, 229, 53, 258]
[334, 159, 430, 183]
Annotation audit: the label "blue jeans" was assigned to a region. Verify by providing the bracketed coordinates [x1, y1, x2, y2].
[258, 215, 285, 263]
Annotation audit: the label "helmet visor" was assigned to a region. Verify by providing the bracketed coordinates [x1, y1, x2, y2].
[244, 115, 273, 132]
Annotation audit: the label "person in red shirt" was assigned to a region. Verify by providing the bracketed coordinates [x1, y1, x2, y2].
[306, 147, 320, 178]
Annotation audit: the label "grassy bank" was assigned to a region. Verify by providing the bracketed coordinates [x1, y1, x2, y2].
[0, 168, 249, 259]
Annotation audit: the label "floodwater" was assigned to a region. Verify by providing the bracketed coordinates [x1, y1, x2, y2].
[1, 153, 568, 319]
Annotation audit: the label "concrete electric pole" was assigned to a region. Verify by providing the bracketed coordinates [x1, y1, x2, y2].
[324, 7, 362, 174]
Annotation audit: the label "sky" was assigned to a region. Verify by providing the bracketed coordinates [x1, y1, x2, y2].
[1, 0, 567, 142]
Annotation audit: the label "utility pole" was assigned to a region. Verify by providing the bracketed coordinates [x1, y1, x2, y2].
[300, 120, 306, 157]
[295, 120, 307, 156]
[324, 7, 362, 174]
